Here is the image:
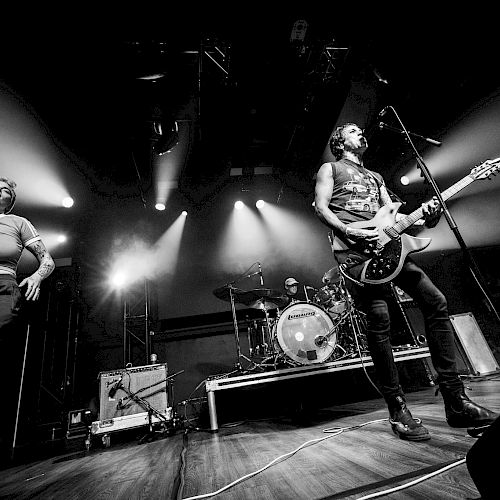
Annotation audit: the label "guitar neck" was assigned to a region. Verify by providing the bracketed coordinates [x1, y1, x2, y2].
[393, 174, 475, 234]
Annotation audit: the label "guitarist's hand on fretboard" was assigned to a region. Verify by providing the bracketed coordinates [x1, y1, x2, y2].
[421, 196, 442, 228]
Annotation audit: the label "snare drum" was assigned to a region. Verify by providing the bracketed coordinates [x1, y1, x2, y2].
[274, 302, 336, 365]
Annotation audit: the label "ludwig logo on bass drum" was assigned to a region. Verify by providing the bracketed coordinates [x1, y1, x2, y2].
[288, 311, 316, 320]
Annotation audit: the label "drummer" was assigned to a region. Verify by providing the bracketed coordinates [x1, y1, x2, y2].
[283, 277, 305, 306]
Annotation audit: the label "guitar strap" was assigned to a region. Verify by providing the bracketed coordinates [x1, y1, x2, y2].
[364, 167, 384, 200]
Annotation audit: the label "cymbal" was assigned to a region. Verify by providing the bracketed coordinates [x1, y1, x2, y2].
[322, 266, 341, 285]
[243, 288, 283, 299]
[238, 289, 289, 310]
[213, 285, 248, 303]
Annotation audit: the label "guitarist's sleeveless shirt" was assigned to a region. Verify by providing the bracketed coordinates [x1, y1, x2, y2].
[328, 159, 385, 253]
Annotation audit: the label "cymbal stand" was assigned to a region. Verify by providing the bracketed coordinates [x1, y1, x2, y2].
[227, 284, 256, 372]
[260, 300, 279, 354]
[217, 262, 270, 373]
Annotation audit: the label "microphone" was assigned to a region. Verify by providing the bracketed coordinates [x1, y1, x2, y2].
[258, 262, 264, 286]
[108, 379, 122, 398]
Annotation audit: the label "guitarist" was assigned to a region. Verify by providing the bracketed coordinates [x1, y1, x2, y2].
[314, 123, 498, 441]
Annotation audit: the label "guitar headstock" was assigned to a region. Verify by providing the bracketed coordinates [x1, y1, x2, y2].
[470, 158, 500, 180]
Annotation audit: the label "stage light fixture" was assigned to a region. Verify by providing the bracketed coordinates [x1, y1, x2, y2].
[256, 199, 265, 209]
[155, 202, 166, 211]
[181, 210, 187, 216]
[56, 234, 67, 243]
[400, 175, 410, 186]
[62, 196, 74, 208]
[109, 271, 128, 289]
[234, 200, 244, 210]
[153, 119, 179, 155]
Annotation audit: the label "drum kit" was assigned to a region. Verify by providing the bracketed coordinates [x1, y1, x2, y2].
[213, 265, 369, 371]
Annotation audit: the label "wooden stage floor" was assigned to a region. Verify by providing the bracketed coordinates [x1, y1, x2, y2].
[1, 376, 498, 500]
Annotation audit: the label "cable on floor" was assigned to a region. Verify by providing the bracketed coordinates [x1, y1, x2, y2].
[354, 457, 466, 499]
[178, 418, 386, 500]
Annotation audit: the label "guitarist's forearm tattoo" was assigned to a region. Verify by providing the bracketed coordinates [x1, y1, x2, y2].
[30, 241, 55, 280]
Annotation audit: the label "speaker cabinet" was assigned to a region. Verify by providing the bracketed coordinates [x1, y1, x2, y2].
[98, 363, 169, 421]
[450, 313, 499, 376]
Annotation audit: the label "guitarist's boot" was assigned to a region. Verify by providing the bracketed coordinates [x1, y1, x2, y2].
[388, 395, 431, 441]
[440, 378, 499, 428]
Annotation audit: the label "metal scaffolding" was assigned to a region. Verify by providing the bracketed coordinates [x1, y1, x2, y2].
[122, 279, 153, 367]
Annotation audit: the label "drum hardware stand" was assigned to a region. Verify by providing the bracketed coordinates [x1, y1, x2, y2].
[304, 285, 317, 303]
[217, 262, 265, 373]
[226, 283, 258, 372]
[260, 303, 274, 356]
[330, 270, 370, 358]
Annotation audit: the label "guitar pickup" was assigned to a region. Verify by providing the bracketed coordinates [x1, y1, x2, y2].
[383, 227, 400, 239]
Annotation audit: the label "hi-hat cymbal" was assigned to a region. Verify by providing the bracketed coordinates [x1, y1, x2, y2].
[322, 266, 340, 285]
[239, 289, 289, 310]
[213, 285, 247, 303]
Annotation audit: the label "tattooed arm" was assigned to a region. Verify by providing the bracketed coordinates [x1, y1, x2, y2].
[19, 240, 56, 301]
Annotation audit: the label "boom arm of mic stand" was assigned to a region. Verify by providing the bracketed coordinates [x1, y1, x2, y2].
[118, 384, 171, 423]
[391, 108, 500, 324]
[379, 122, 441, 147]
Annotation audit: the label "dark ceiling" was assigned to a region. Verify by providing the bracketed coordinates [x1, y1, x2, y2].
[2, 10, 500, 322]
[1, 11, 500, 206]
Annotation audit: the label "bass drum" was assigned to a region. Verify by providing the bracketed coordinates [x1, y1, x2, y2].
[275, 302, 336, 365]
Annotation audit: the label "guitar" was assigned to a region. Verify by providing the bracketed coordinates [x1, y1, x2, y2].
[342, 158, 500, 285]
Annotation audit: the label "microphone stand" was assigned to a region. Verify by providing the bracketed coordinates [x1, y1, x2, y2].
[379, 122, 442, 147]
[116, 370, 183, 443]
[387, 106, 500, 324]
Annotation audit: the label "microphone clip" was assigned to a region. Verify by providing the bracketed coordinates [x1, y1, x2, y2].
[377, 106, 391, 120]
[257, 262, 264, 286]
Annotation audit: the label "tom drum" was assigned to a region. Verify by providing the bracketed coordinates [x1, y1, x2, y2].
[313, 285, 346, 317]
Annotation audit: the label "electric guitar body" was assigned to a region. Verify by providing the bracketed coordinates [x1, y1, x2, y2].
[339, 157, 500, 285]
[345, 203, 431, 284]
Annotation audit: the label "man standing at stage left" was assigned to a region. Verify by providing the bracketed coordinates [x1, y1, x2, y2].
[0, 177, 55, 466]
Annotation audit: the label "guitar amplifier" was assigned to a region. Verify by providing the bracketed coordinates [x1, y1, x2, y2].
[98, 363, 169, 421]
[450, 313, 500, 376]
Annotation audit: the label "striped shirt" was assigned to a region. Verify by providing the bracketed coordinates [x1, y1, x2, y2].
[0, 214, 41, 277]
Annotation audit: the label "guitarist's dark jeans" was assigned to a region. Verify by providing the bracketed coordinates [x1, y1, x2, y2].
[341, 254, 461, 404]
[0, 275, 24, 462]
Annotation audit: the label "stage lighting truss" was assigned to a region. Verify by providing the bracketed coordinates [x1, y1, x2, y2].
[318, 42, 350, 84]
[122, 279, 154, 367]
[201, 36, 232, 83]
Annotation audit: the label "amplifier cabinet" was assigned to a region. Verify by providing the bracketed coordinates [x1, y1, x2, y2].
[450, 313, 499, 376]
[98, 363, 169, 421]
